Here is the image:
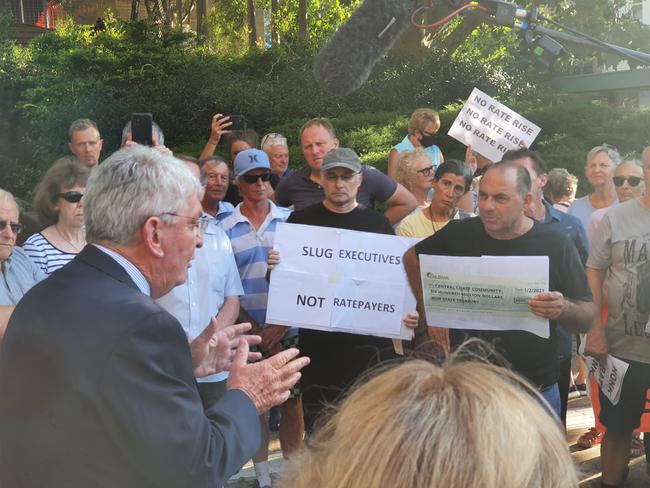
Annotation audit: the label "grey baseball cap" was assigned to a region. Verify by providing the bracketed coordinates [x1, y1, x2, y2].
[321, 148, 362, 173]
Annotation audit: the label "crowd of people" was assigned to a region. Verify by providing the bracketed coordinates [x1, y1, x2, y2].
[0, 108, 648, 488]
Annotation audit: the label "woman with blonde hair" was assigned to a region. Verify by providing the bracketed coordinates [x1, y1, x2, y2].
[388, 108, 444, 179]
[280, 359, 578, 488]
[393, 149, 436, 208]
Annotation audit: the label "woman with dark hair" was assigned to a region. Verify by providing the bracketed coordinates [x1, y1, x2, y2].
[23, 158, 89, 274]
[396, 159, 473, 239]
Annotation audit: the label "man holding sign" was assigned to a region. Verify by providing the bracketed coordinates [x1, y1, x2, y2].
[404, 162, 595, 415]
[282, 147, 402, 431]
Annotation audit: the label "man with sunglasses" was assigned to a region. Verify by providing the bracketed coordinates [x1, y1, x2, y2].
[584, 149, 650, 488]
[0, 189, 46, 342]
[587, 160, 645, 243]
[218, 149, 298, 488]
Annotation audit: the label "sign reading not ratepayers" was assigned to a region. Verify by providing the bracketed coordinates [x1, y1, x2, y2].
[266, 223, 418, 339]
[447, 87, 541, 163]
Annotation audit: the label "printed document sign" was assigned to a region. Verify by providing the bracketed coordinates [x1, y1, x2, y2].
[419, 255, 550, 338]
[448, 87, 542, 163]
[266, 223, 418, 339]
[584, 355, 629, 406]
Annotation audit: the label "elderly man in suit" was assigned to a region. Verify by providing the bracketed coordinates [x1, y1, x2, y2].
[0, 146, 309, 487]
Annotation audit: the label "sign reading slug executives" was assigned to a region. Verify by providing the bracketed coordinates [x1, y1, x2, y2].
[266, 223, 418, 340]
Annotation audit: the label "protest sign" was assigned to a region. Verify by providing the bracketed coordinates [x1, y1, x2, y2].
[266, 223, 418, 339]
[448, 87, 541, 162]
[585, 355, 629, 406]
[419, 255, 549, 338]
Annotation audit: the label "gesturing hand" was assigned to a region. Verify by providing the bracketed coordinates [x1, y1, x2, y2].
[191, 319, 261, 378]
[227, 339, 310, 413]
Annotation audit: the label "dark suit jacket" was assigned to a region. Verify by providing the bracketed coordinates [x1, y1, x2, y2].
[0, 245, 261, 487]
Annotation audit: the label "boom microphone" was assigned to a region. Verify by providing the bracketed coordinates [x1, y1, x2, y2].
[313, 0, 416, 96]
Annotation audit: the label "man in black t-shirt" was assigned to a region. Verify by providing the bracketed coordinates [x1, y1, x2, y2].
[284, 147, 397, 430]
[404, 162, 595, 416]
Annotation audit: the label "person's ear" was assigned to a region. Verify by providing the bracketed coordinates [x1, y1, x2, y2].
[141, 216, 165, 258]
[539, 173, 548, 190]
[523, 191, 533, 209]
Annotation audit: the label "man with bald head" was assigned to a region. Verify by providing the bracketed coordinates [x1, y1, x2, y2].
[0, 189, 46, 341]
[404, 162, 595, 416]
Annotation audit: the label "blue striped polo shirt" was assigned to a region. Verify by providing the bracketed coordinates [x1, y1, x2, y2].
[218, 201, 292, 331]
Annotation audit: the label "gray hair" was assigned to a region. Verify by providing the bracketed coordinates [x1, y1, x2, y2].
[84, 146, 201, 245]
[0, 189, 17, 210]
[261, 133, 288, 150]
[68, 118, 99, 140]
[586, 145, 621, 167]
[641, 146, 650, 163]
[198, 156, 228, 186]
[121, 120, 165, 146]
[617, 159, 643, 170]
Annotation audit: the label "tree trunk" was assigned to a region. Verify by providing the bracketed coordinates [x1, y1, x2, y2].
[196, 0, 206, 43]
[246, 0, 258, 48]
[297, 0, 307, 41]
[271, 0, 279, 46]
[440, 15, 482, 56]
[131, 0, 140, 20]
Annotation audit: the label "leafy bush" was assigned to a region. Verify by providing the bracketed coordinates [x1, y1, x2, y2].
[2, 16, 649, 201]
[268, 100, 650, 197]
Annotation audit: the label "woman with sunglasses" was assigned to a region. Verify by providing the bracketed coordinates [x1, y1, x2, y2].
[23, 158, 89, 275]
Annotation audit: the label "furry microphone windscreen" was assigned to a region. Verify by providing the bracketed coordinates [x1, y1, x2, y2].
[314, 0, 415, 96]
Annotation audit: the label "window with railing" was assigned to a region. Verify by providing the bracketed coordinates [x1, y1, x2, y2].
[7, 0, 65, 29]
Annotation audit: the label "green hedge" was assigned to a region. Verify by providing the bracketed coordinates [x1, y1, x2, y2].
[266, 102, 650, 197]
[2, 17, 649, 201]
[0, 16, 528, 199]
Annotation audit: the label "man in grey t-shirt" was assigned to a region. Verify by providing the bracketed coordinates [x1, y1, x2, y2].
[585, 147, 650, 488]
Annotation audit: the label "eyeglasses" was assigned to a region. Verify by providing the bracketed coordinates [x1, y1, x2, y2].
[417, 165, 436, 177]
[613, 176, 642, 187]
[57, 191, 84, 203]
[159, 212, 210, 234]
[323, 171, 360, 182]
[241, 172, 272, 184]
[0, 220, 23, 235]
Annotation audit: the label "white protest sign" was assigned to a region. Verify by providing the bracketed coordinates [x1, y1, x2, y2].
[584, 355, 629, 406]
[419, 255, 549, 338]
[266, 223, 418, 339]
[448, 87, 541, 163]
